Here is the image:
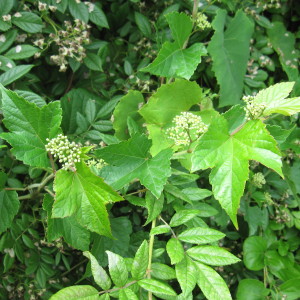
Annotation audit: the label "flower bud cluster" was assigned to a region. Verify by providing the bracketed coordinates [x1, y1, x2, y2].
[243, 95, 266, 120]
[195, 13, 211, 31]
[252, 172, 266, 188]
[166, 112, 208, 146]
[45, 134, 82, 170]
[49, 19, 91, 72]
[86, 158, 107, 170]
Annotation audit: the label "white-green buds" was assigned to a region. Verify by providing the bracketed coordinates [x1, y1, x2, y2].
[243, 95, 266, 120]
[45, 134, 82, 171]
[166, 112, 208, 146]
[195, 13, 211, 31]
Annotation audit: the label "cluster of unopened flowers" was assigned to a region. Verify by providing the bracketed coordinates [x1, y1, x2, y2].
[195, 13, 211, 31]
[242, 95, 266, 120]
[166, 112, 208, 146]
[45, 134, 82, 171]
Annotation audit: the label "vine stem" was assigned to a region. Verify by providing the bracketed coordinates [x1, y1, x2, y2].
[147, 218, 156, 300]
[192, 0, 199, 20]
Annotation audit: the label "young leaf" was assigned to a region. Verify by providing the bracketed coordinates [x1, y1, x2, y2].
[169, 209, 200, 227]
[208, 9, 254, 107]
[138, 279, 177, 296]
[178, 227, 225, 244]
[187, 245, 240, 266]
[96, 134, 172, 198]
[139, 79, 203, 155]
[166, 238, 184, 264]
[106, 251, 128, 287]
[194, 261, 232, 300]
[53, 162, 123, 237]
[0, 190, 19, 234]
[0, 87, 62, 168]
[49, 285, 99, 300]
[151, 263, 176, 280]
[43, 195, 90, 251]
[83, 251, 112, 290]
[243, 236, 267, 271]
[113, 91, 144, 140]
[175, 256, 197, 295]
[119, 288, 138, 300]
[150, 225, 170, 236]
[145, 192, 164, 225]
[142, 12, 206, 79]
[192, 115, 282, 227]
[131, 240, 149, 280]
[253, 82, 300, 116]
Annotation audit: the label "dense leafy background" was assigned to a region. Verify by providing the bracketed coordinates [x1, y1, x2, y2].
[0, 0, 300, 299]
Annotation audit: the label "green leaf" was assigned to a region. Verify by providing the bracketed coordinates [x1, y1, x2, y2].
[237, 279, 269, 300]
[166, 12, 192, 48]
[119, 289, 138, 300]
[5, 45, 39, 60]
[14, 90, 46, 108]
[194, 261, 232, 300]
[151, 263, 176, 280]
[267, 22, 298, 81]
[131, 240, 149, 280]
[192, 116, 282, 227]
[0, 64, 34, 86]
[208, 9, 254, 107]
[0, 190, 19, 234]
[254, 82, 300, 116]
[0, 29, 18, 54]
[267, 124, 295, 145]
[89, 4, 109, 28]
[135, 12, 151, 37]
[0, 87, 62, 168]
[113, 91, 144, 140]
[60, 88, 103, 134]
[68, 0, 89, 23]
[142, 12, 206, 79]
[150, 225, 170, 236]
[96, 134, 172, 198]
[49, 285, 99, 300]
[12, 12, 43, 33]
[0, 0, 14, 15]
[43, 194, 90, 251]
[83, 251, 112, 290]
[139, 79, 203, 155]
[142, 42, 206, 80]
[169, 209, 200, 227]
[178, 227, 225, 244]
[53, 162, 123, 237]
[106, 251, 128, 287]
[145, 192, 164, 225]
[175, 256, 197, 295]
[84, 53, 102, 71]
[138, 279, 177, 296]
[243, 236, 267, 271]
[166, 238, 184, 264]
[279, 278, 300, 300]
[187, 245, 240, 266]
